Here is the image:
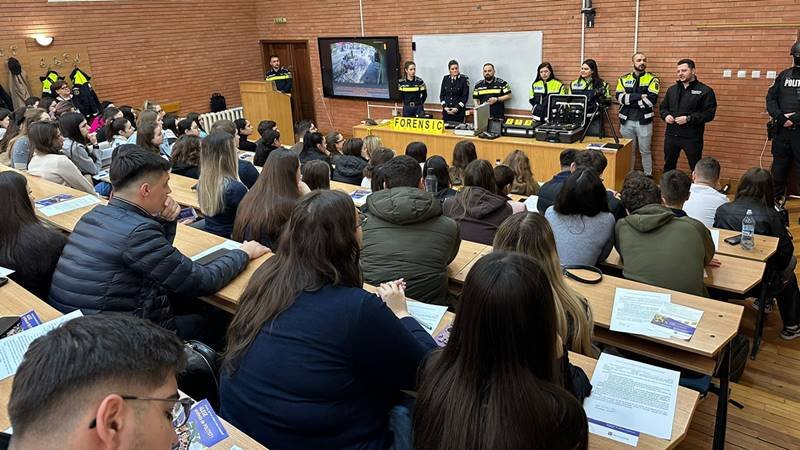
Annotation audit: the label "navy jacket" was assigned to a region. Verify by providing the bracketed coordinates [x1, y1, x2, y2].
[537, 170, 571, 213]
[220, 284, 436, 450]
[238, 159, 259, 189]
[332, 155, 367, 185]
[49, 197, 249, 330]
[203, 179, 248, 238]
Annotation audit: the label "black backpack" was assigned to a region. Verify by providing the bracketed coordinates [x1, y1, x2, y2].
[210, 93, 226, 112]
[177, 340, 221, 410]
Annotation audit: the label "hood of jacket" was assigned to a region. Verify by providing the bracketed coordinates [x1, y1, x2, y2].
[366, 186, 442, 225]
[457, 187, 509, 219]
[334, 155, 367, 177]
[622, 203, 674, 233]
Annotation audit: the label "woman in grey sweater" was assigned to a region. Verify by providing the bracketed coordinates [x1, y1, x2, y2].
[545, 168, 615, 266]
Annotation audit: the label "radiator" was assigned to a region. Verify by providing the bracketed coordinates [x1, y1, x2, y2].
[199, 107, 244, 132]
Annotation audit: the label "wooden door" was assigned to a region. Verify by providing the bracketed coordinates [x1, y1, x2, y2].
[261, 41, 316, 127]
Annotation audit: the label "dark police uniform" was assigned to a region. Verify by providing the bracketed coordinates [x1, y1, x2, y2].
[440, 74, 470, 123]
[767, 66, 800, 197]
[567, 77, 610, 136]
[529, 78, 565, 122]
[265, 67, 293, 94]
[474, 77, 511, 119]
[659, 78, 717, 172]
[398, 76, 427, 117]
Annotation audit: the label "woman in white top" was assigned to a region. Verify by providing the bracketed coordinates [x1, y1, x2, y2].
[27, 121, 95, 195]
[105, 117, 134, 149]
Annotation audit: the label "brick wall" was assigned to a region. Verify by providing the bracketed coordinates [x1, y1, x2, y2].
[3, 0, 263, 114]
[256, 0, 799, 181]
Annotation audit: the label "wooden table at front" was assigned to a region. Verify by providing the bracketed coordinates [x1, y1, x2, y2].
[352, 124, 633, 191]
[0, 281, 266, 449]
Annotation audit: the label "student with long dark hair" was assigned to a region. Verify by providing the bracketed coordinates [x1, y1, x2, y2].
[170, 135, 201, 179]
[332, 137, 367, 185]
[502, 148, 539, 195]
[59, 111, 102, 176]
[254, 129, 281, 167]
[105, 117, 134, 149]
[198, 132, 248, 238]
[27, 121, 96, 195]
[234, 118, 257, 152]
[494, 164, 526, 213]
[0, 108, 11, 140]
[423, 155, 457, 203]
[221, 190, 436, 449]
[443, 159, 512, 245]
[298, 131, 330, 166]
[449, 140, 477, 186]
[414, 252, 589, 450]
[362, 147, 395, 190]
[545, 168, 615, 265]
[233, 149, 305, 248]
[325, 130, 344, 156]
[136, 121, 164, 156]
[0, 171, 68, 299]
[162, 113, 179, 147]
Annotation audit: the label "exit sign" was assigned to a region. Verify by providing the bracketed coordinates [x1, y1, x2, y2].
[274, 17, 287, 24]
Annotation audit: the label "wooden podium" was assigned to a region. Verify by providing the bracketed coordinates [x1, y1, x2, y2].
[240, 81, 294, 145]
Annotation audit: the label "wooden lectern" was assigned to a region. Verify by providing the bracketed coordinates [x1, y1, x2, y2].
[240, 81, 294, 145]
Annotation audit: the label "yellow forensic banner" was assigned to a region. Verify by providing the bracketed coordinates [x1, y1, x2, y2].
[391, 116, 444, 135]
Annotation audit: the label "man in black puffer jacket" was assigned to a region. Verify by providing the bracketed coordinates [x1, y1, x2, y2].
[49, 145, 270, 339]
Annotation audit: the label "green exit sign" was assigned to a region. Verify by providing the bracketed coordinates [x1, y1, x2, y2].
[274, 17, 287, 24]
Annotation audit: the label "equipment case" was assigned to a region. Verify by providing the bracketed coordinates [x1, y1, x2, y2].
[534, 94, 588, 144]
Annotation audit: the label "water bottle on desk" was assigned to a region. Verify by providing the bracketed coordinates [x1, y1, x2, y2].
[425, 168, 438, 193]
[741, 209, 755, 250]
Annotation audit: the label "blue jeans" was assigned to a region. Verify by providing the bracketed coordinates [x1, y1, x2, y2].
[388, 397, 414, 450]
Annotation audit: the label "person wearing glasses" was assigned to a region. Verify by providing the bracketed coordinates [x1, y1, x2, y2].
[6, 314, 189, 450]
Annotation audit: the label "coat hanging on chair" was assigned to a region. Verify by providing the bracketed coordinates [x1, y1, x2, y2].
[69, 67, 101, 117]
[7, 57, 31, 109]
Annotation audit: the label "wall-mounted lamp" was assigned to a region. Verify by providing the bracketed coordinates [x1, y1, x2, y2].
[35, 36, 54, 47]
[582, 0, 596, 28]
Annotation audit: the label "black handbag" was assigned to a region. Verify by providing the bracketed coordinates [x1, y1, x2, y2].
[177, 340, 221, 410]
[562, 264, 603, 284]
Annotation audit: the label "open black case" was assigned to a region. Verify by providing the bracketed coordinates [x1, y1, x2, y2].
[535, 94, 588, 144]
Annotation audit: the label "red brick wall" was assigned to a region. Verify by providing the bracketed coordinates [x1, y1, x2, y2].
[3, 0, 263, 114]
[256, 0, 799, 181]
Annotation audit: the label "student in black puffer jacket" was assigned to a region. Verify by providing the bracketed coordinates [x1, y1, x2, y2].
[332, 138, 368, 185]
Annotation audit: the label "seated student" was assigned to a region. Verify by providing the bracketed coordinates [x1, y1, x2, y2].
[362, 147, 395, 190]
[233, 149, 306, 249]
[536, 148, 577, 213]
[177, 117, 200, 138]
[616, 172, 715, 297]
[234, 118, 257, 152]
[443, 159, 513, 245]
[5, 107, 49, 170]
[302, 159, 331, 190]
[423, 155, 457, 203]
[209, 119, 259, 188]
[684, 156, 729, 228]
[362, 156, 460, 305]
[48, 145, 269, 339]
[0, 171, 67, 300]
[571, 149, 627, 220]
[448, 139, 477, 186]
[53, 100, 76, 119]
[256, 119, 277, 137]
[660, 169, 692, 217]
[332, 137, 368, 185]
[136, 121, 165, 156]
[545, 168, 615, 266]
[220, 190, 437, 450]
[23, 96, 40, 107]
[298, 131, 331, 166]
[7, 315, 187, 450]
[197, 132, 249, 238]
[185, 112, 207, 138]
[253, 128, 281, 167]
[27, 121, 96, 195]
[494, 212, 594, 356]
[93, 106, 122, 143]
[414, 252, 589, 450]
[363, 134, 382, 160]
[289, 120, 316, 153]
[325, 130, 344, 157]
[161, 113, 179, 148]
[502, 148, 540, 195]
[60, 111, 102, 177]
[0, 108, 12, 140]
[104, 117, 134, 150]
[714, 168, 800, 339]
[169, 135, 201, 179]
[405, 141, 427, 167]
[494, 164, 527, 213]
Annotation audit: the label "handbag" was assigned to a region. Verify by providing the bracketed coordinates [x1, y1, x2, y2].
[178, 340, 221, 410]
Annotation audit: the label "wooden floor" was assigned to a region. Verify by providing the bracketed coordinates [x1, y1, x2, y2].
[678, 201, 800, 448]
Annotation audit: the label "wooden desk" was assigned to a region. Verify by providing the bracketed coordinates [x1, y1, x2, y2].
[0, 281, 266, 449]
[352, 124, 633, 191]
[715, 228, 778, 262]
[168, 172, 201, 211]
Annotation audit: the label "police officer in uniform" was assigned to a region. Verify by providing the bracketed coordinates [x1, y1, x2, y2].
[398, 61, 427, 117]
[474, 63, 511, 120]
[567, 59, 610, 137]
[767, 37, 800, 199]
[265, 55, 293, 94]
[616, 52, 660, 176]
[529, 62, 565, 123]
[440, 60, 470, 123]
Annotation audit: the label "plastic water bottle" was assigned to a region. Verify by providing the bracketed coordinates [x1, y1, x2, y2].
[425, 168, 438, 193]
[741, 209, 755, 250]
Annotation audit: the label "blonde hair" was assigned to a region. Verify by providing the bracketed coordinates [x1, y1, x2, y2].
[493, 212, 595, 356]
[198, 132, 240, 217]
[502, 149, 539, 195]
[362, 135, 382, 159]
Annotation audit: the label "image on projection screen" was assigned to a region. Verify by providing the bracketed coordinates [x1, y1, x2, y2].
[330, 41, 389, 99]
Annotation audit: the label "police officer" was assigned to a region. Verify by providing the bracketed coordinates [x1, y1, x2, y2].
[440, 60, 470, 123]
[265, 55, 293, 94]
[474, 63, 512, 120]
[567, 59, 610, 137]
[529, 62, 565, 123]
[398, 61, 427, 117]
[767, 37, 800, 199]
[616, 52, 660, 176]
[659, 58, 717, 172]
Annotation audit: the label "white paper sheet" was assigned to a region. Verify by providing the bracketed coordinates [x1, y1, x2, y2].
[407, 301, 447, 335]
[350, 189, 371, 207]
[0, 266, 14, 278]
[36, 195, 100, 217]
[649, 303, 704, 341]
[190, 240, 242, 261]
[584, 353, 680, 440]
[610, 288, 672, 338]
[711, 229, 720, 250]
[0, 310, 83, 380]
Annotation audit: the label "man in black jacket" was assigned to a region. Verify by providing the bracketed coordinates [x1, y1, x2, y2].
[766, 38, 800, 199]
[659, 58, 717, 172]
[48, 145, 269, 340]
